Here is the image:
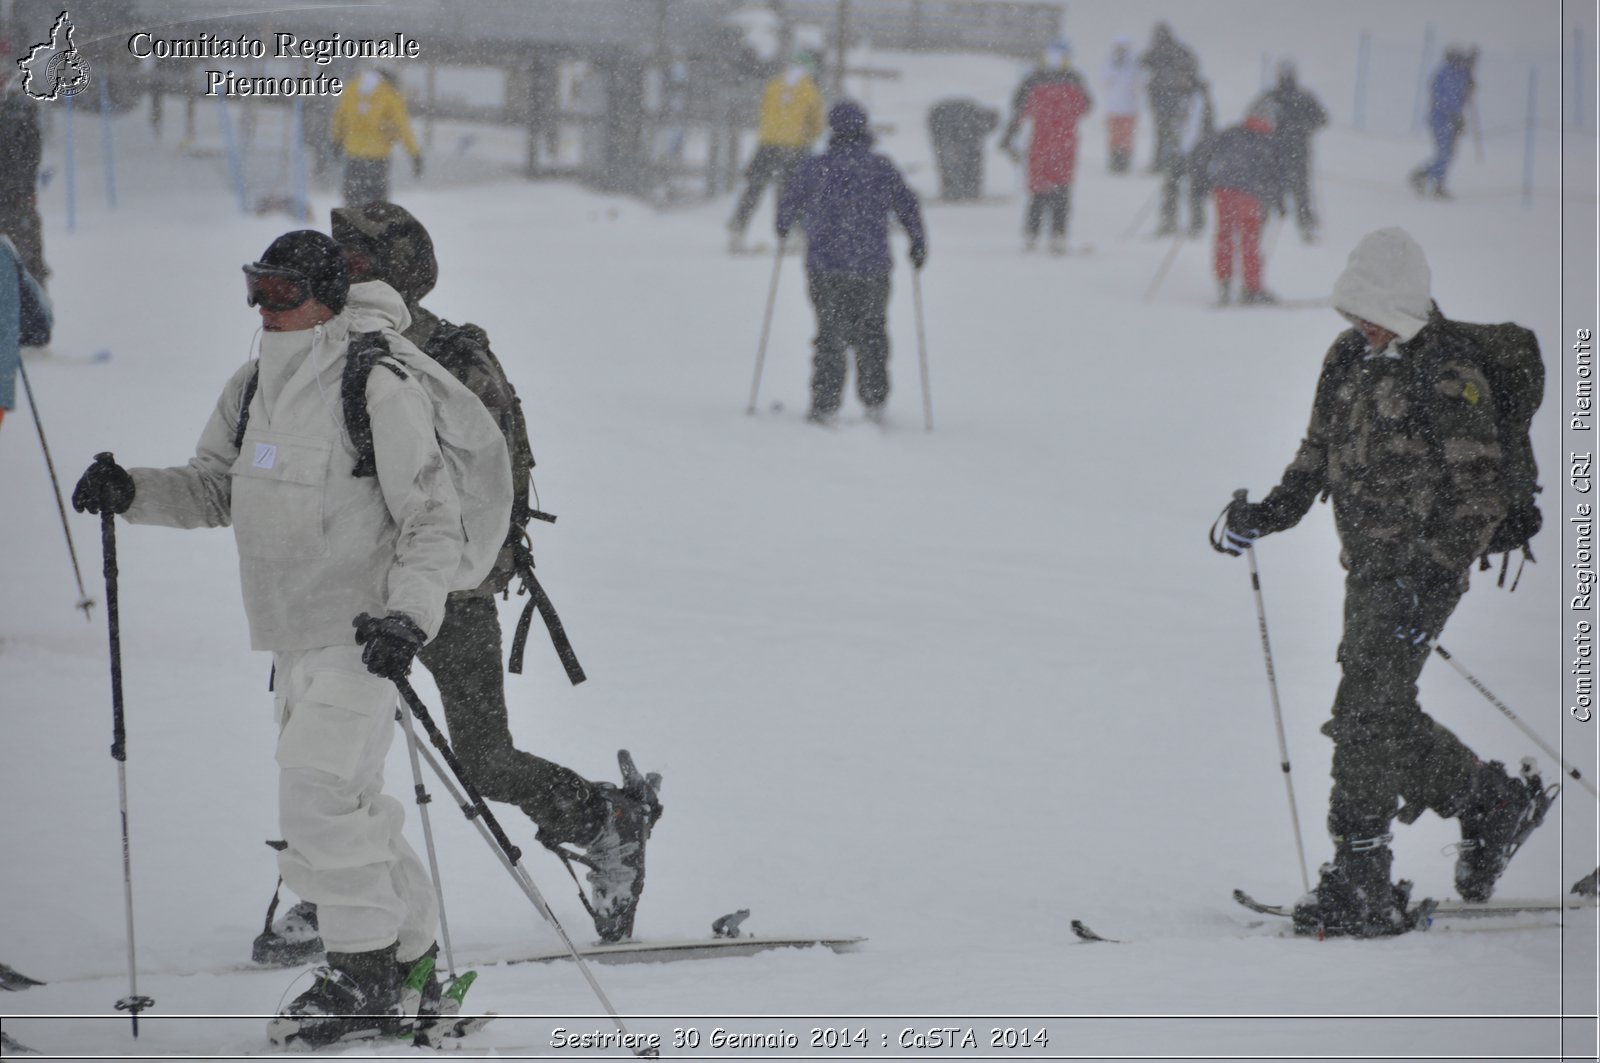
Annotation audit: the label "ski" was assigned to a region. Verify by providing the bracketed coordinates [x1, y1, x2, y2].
[1, 1031, 38, 1055]
[1069, 919, 1119, 943]
[0, 962, 45, 991]
[267, 963, 491, 1050]
[1235, 887, 1597, 919]
[504, 934, 864, 967]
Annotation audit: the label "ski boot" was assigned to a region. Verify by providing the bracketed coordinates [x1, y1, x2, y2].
[1217, 279, 1232, 307]
[252, 898, 323, 967]
[1292, 833, 1429, 938]
[580, 751, 663, 943]
[1239, 288, 1279, 306]
[863, 404, 886, 426]
[397, 943, 443, 1045]
[267, 944, 403, 1048]
[1454, 758, 1557, 902]
[1408, 168, 1428, 196]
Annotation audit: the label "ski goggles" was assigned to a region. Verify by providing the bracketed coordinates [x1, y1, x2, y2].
[242, 264, 312, 311]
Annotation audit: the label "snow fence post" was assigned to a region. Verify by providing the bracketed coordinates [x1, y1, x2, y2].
[1353, 30, 1371, 131]
[1575, 26, 1586, 129]
[64, 89, 75, 233]
[98, 71, 117, 210]
[1523, 64, 1538, 207]
[1411, 24, 1436, 134]
[217, 94, 248, 214]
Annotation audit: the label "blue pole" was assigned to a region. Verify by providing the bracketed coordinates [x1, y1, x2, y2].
[1412, 24, 1436, 133]
[64, 91, 76, 234]
[1523, 65, 1537, 207]
[217, 95, 248, 214]
[98, 72, 117, 210]
[1354, 29, 1371, 130]
[291, 97, 308, 221]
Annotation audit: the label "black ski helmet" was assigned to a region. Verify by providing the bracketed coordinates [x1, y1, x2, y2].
[248, 230, 349, 314]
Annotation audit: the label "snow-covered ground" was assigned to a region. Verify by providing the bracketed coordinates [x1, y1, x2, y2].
[2, 1, 1597, 1059]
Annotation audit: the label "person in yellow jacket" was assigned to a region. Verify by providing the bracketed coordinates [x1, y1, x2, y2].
[727, 54, 824, 251]
[332, 68, 423, 206]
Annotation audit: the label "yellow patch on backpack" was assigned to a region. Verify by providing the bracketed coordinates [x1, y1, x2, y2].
[1462, 380, 1481, 405]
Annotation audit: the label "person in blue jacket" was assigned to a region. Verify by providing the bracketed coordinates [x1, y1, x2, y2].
[0, 232, 52, 432]
[777, 101, 927, 426]
[1409, 46, 1477, 199]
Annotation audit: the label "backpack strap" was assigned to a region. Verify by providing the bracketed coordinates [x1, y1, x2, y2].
[507, 537, 586, 685]
[232, 366, 261, 451]
[342, 331, 408, 477]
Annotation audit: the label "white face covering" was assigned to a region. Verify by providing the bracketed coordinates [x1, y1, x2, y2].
[784, 65, 805, 86]
[357, 69, 381, 95]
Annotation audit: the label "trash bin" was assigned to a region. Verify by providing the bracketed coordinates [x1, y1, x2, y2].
[928, 98, 998, 201]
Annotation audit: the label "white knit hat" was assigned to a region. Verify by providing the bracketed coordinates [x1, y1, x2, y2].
[1330, 228, 1432, 342]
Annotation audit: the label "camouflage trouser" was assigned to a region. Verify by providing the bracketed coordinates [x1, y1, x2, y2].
[417, 594, 604, 847]
[1322, 570, 1480, 840]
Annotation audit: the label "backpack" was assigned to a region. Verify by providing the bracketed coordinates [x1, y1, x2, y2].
[233, 326, 586, 685]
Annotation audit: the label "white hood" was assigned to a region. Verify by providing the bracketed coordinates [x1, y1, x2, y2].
[1330, 227, 1432, 343]
[344, 279, 413, 336]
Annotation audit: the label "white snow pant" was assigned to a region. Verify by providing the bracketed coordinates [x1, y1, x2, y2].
[272, 645, 437, 962]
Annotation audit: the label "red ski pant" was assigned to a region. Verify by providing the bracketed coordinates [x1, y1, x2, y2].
[1106, 115, 1136, 156]
[1212, 187, 1263, 293]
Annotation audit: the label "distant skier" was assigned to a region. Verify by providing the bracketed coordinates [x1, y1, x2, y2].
[0, 79, 48, 285]
[331, 67, 423, 206]
[727, 53, 824, 251]
[999, 39, 1093, 254]
[1189, 100, 1284, 305]
[1409, 46, 1478, 199]
[1252, 61, 1328, 241]
[1100, 35, 1142, 174]
[0, 234, 50, 433]
[1216, 227, 1552, 938]
[927, 98, 999, 200]
[1138, 21, 1201, 172]
[776, 101, 926, 425]
[1153, 79, 1214, 237]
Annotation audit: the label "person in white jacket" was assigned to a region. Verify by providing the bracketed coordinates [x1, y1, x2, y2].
[1101, 36, 1142, 174]
[71, 230, 474, 1048]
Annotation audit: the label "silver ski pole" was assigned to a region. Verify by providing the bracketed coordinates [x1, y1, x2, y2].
[912, 267, 933, 432]
[745, 234, 787, 414]
[393, 681, 657, 1058]
[1142, 231, 1186, 302]
[19, 360, 94, 620]
[94, 453, 153, 1036]
[394, 696, 457, 977]
[1433, 643, 1597, 799]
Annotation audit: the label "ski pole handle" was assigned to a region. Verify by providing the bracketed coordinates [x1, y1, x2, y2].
[1233, 488, 1248, 502]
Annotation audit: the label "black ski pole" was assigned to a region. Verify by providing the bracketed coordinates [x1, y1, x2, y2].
[744, 234, 787, 414]
[19, 360, 94, 620]
[390, 680, 656, 1058]
[912, 267, 933, 432]
[94, 452, 153, 1037]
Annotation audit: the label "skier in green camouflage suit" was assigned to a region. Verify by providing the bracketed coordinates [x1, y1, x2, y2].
[1218, 228, 1550, 937]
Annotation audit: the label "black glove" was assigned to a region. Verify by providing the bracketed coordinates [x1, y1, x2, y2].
[352, 612, 427, 680]
[412, 154, 424, 179]
[1218, 497, 1269, 555]
[910, 243, 928, 270]
[1487, 499, 1542, 554]
[71, 454, 135, 515]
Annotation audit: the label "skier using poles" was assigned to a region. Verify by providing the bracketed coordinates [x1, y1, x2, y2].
[998, 39, 1093, 254]
[1409, 46, 1478, 200]
[1251, 60, 1329, 243]
[726, 53, 825, 253]
[249, 202, 660, 964]
[1153, 78, 1213, 237]
[1214, 227, 1553, 938]
[1188, 99, 1285, 305]
[0, 78, 48, 287]
[0, 232, 50, 433]
[69, 230, 499, 1047]
[776, 100, 926, 427]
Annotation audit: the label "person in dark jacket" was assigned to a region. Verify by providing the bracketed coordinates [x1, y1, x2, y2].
[0, 82, 48, 285]
[927, 98, 999, 201]
[1217, 228, 1551, 938]
[1253, 61, 1328, 242]
[1154, 79, 1214, 237]
[1409, 46, 1477, 199]
[999, 40, 1093, 254]
[1138, 22, 1201, 172]
[1190, 102, 1284, 305]
[776, 101, 926, 425]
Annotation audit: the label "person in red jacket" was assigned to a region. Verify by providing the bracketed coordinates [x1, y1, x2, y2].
[999, 40, 1093, 254]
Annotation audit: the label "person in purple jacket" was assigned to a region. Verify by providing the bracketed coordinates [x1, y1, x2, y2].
[777, 101, 927, 426]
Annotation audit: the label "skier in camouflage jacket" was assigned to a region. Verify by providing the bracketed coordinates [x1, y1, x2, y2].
[1218, 228, 1550, 937]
